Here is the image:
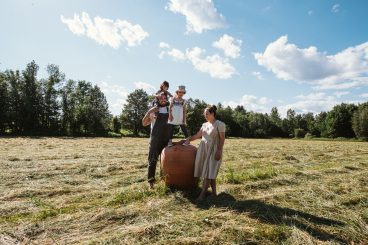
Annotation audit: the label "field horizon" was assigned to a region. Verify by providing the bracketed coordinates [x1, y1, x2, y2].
[1, 137, 367, 244]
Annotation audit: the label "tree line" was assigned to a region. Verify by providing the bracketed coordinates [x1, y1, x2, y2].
[0, 61, 111, 136]
[1, 61, 367, 139]
[120, 88, 368, 141]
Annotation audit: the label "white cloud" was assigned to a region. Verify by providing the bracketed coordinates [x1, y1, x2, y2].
[166, 0, 226, 34]
[99, 81, 128, 98]
[360, 93, 368, 98]
[252, 71, 264, 80]
[254, 35, 368, 90]
[168, 48, 187, 61]
[60, 13, 85, 35]
[159, 43, 237, 79]
[61, 12, 149, 49]
[186, 47, 236, 79]
[334, 91, 349, 98]
[110, 98, 126, 115]
[278, 92, 339, 117]
[97, 81, 129, 115]
[212, 34, 242, 58]
[223, 95, 271, 113]
[134, 81, 156, 94]
[311, 81, 363, 90]
[159, 42, 170, 49]
[278, 93, 366, 117]
[159, 47, 186, 60]
[331, 4, 340, 13]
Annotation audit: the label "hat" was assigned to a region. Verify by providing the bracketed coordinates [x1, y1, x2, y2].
[176, 85, 186, 93]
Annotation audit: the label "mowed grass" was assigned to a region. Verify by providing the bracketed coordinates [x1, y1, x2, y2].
[0, 137, 367, 244]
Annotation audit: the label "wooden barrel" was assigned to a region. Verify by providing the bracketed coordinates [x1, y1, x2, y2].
[160, 143, 198, 189]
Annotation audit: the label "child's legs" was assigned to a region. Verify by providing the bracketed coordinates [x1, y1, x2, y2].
[180, 124, 189, 137]
[168, 124, 174, 141]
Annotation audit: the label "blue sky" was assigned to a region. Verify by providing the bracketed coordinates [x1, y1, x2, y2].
[1, 0, 368, 116]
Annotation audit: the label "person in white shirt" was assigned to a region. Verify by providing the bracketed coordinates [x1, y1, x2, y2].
[167, 85, 189, 147]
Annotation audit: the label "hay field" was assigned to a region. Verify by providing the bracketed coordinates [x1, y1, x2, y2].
[0, 137, 367, 244]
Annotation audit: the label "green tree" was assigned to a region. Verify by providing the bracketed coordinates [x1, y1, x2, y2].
[314, 111, 328, 137]
[61, 79, 77, 135]
[269, 107, 285, 137]
[89, 84, 111, 134]
[21, 61, 43, 133]
[60, 80, 111, 135]
[286, 109, 296, 135]
[111, 116, 122, 134]
[0, 72, 9, 133]
[217, 106, 237, 136]
[247, 112, 271, 138]
[41, 64, 65, 133]
[232, 106, 249, 137]
[302, 112, 318, 135]
[121, 89, 149, 136]
[5, 70, 22, 133]
[186, 98, 207, 135]
[325, 103, 357, 138]
[352, 102, 368, 139]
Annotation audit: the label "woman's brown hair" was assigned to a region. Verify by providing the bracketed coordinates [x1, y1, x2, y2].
[207, 104, 217, 117]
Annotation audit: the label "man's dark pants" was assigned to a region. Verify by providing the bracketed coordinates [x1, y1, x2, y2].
[147, 113, 169, 183]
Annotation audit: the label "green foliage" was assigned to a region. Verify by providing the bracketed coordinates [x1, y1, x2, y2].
[248, 112, 271, 138]
[21, 61, 43, 133]
[0, 72, 9, 133]
[217, 106, 238, 136]
[120, 89, 149, 136]
[111, 116, 122, 134]
[304, 132, 314, 139]
[0, 61, 367, 139]
[5, 70, 22, 133]
[325, 103, 357, 138]
[41, 64, 65, 132]
[269, 107, 285, 137]
[186, 98, 207, 135]
[0, 61, 111, 136]
[294, 128, 306, 138]
[314, 111, 328, 137]
[60, 80, 111, 136]
[232, 109, 250, 137]
[352, 102, 368, 140]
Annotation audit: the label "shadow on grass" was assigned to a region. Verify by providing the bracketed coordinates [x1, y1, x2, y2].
[178, 188, 346, 243]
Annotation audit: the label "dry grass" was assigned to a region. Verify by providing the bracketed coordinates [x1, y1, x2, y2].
[0, 137, 367, 244]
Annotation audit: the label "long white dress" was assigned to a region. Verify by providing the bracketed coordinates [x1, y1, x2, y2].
[194, 120, 226, 179]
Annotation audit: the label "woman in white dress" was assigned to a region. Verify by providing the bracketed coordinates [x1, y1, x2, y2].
[184, 105, 226, 200]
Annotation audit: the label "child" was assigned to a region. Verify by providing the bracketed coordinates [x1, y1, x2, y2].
[152, 81, 173, 108]
[167, 85, 189, 147]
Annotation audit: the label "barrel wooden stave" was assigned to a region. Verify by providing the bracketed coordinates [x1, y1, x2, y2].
[160, 144, 198, 188]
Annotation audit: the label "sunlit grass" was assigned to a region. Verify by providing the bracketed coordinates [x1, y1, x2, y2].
[0, 137, 367, 244]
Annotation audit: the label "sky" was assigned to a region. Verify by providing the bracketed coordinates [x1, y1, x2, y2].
[1, 0, 368, 116]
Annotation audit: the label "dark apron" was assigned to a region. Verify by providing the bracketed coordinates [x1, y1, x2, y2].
[147, 113, 169, 182]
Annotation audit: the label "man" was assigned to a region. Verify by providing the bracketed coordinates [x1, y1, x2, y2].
[142, 93, 170, 188]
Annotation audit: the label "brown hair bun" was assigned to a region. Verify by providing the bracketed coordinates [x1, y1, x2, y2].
[207, 104, 217, 116]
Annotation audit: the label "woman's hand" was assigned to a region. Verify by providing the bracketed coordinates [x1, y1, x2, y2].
[214, 149, 222, 161]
